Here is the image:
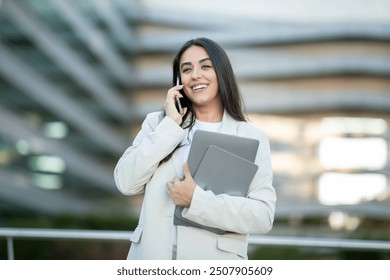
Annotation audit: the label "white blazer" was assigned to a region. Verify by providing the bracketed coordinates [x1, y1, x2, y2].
[114, 111, 276, 260]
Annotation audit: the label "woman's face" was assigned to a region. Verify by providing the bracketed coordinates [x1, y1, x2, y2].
[179, 46, 221, 110]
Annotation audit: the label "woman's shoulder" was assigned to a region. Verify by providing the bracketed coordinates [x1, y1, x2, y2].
[143, 111, 164, 126]
[236, 120, 268, 140]
[145, 111, 164, 120]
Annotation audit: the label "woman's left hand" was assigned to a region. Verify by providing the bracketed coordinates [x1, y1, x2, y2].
[166, 162, 196, 207]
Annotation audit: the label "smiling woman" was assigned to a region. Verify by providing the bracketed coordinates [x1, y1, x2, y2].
[113, 37, 276, 260]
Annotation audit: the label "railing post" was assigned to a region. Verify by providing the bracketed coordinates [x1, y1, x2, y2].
[7, 236, 15, 260]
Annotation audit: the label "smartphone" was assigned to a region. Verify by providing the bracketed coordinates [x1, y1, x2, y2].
[175, 77, 189, 114]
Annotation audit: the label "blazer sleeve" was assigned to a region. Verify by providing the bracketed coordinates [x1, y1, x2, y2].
[114, 112, 186, 195]
[182, 128, 277, 234]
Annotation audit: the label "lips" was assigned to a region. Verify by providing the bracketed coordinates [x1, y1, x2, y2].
[191, 84, 208, 92]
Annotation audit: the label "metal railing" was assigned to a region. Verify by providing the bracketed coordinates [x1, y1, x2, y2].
[1, 227, 390, 260]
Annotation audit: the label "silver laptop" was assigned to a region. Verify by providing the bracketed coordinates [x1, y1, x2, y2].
[187, 130, 260, 175]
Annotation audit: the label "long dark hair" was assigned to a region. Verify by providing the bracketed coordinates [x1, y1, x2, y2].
[172, 37, 247, 124]
[161, 38, 247, 164]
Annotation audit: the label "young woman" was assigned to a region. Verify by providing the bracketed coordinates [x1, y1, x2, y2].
[114, 37, 276, 260]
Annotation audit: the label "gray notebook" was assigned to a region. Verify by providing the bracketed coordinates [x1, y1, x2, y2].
[193, 145, 258, 196]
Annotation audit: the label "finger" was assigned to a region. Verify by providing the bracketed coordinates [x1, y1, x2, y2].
[181, 107, 188, 116]
[173, 176, 181, 183]
[168, 85, 184, 96]
[182, 162, 191, 178]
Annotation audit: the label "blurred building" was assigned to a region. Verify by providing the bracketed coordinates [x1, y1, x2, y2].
[0, 0, 389, 238]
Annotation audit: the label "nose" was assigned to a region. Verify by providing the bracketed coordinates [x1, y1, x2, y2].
[191, 66, 202, 80]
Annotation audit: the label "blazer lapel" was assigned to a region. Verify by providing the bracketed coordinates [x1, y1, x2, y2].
[172, 145, 185, 178]
[219, 111, 238, 135]
[171, 113, 193, 177]
[171, 130, 190, 178]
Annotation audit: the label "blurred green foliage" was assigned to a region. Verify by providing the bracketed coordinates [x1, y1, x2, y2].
[1, 214, 389, 260]
[0, 213, 137, 260]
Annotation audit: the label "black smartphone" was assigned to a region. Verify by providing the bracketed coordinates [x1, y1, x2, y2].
[175, 77, 190, 114]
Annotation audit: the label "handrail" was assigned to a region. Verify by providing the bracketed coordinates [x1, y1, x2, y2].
[1, 227, 390, 259]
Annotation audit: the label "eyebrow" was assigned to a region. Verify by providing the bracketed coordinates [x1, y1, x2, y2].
[180, 57, 212, 69]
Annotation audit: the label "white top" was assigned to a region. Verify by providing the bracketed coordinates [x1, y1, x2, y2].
[182, 119, 222, 163]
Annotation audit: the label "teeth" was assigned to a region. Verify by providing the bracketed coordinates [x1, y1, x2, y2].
[192, 84, 207, 90]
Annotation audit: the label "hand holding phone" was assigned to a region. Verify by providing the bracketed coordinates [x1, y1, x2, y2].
[175, 77, 184, 115]
[165, 77, 188, 124]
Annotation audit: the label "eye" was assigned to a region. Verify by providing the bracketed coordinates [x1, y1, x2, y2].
[202, 64, 212, 69]
[182, 67, 192, 73]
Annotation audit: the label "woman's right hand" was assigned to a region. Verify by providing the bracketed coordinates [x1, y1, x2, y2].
[164, 85, 187, 125]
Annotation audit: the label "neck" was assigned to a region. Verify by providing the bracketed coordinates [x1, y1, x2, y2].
[193, 106, 223, 123]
